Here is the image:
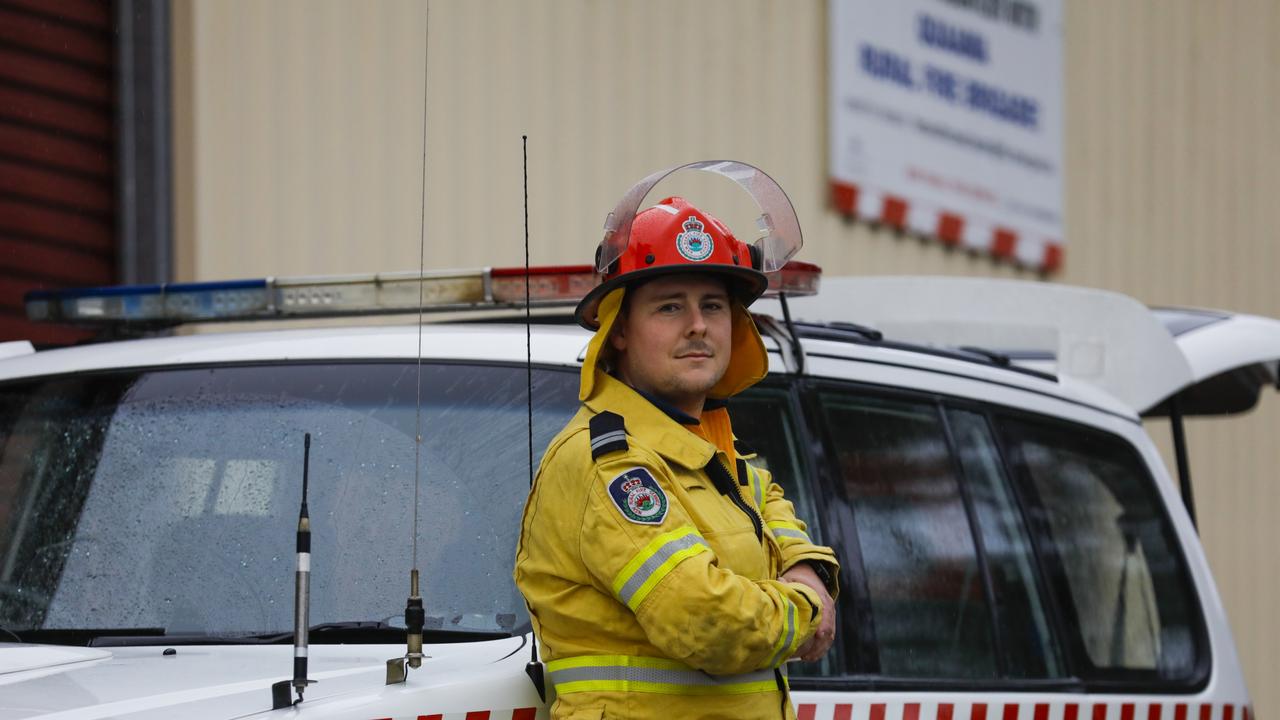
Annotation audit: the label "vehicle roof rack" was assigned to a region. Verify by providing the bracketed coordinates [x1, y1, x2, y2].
[754, 276, 1192, 413]
[788, 320, 1057, 383]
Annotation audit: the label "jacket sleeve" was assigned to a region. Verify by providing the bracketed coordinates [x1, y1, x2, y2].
[746, 462, 841, 598]
[579, 453, 821, 676]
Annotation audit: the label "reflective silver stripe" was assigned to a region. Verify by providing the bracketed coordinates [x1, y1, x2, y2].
[771, 526, 811, 542]
[617, 531, 704, 607]
[766, 598, 797, 668]
[549, 664, 775, 689]
[591, 430, 627, 449]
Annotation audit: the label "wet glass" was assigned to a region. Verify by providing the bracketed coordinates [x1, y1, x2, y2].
[999, 416, 1203, 679]
[732, 385, 834, 677]
[947, 409, 1063, 678]
[0, 363, 579, 638]
[818, 392, 997, 678]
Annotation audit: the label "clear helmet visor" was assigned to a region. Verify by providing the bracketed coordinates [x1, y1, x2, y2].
[598, 160, 803, 274]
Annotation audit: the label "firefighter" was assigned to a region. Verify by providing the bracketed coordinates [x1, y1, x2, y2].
[514, 183, 840, 719]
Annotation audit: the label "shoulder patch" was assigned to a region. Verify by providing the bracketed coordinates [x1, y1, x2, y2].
[589, 411, 628, 460]
[606, 467, 668, 525]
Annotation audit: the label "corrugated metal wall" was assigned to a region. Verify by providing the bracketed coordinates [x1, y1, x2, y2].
[0, 0, 114, 345]
[172, 0, 1280, 710]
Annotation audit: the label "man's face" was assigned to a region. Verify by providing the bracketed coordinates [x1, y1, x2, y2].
[610, 274, 733, 415]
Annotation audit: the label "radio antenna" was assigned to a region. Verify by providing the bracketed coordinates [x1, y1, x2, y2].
[523, 136, 534, 492]
[388, 0, 429, 685]
[272, 433, 316, 709]
[522, 135, 547, 702]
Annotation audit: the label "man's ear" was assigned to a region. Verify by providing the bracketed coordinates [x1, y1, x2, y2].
[609, 322, 627, 352]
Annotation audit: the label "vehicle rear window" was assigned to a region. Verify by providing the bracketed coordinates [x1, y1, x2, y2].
[0, 363, 579, 639]
[998, 415, 1206, 683]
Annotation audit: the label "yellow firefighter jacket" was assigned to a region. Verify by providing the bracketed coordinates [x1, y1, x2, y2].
[514, 288, 840, 720]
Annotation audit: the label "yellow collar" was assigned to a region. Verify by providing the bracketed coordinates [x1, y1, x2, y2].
[584, 373, 716, 471]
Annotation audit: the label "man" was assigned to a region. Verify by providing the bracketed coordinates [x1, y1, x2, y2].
[514, 195, 839, 720]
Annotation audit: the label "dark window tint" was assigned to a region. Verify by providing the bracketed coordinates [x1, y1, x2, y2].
[999, 415, 1204, 680]
[732, 386, 822, 540]
[947, 409, 1063, 678]
[818, 391, 997, 678]
[732, 385, 833, 678]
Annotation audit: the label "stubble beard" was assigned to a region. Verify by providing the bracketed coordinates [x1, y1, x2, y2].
[658, 359, 727, 407]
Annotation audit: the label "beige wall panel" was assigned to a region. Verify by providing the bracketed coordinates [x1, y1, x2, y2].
[1070, 1, 1280, 710]
[177, 0, 1030, 280]
[173, 0, 1279, 711]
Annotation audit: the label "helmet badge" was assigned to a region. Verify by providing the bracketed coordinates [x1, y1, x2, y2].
[675, 215, 715, 262]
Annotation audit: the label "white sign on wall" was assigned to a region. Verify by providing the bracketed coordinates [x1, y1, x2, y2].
[829, 0, 1064, 271]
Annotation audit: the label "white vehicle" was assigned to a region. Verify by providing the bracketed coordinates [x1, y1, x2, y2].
[0, 264, 1271, 720]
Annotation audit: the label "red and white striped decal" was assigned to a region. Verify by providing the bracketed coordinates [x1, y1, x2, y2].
[795, 701, 1253, 720]
[371, 703, 1254, 720]
[829, 179, 1063, 274]
[371, 708, 539, 720]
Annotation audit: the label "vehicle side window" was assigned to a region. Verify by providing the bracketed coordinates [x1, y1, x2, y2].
[997, 415, 1206, 682]
[731, 386, 822, 540]
[817, 391, 999, 678]
[732, 385, 834, 678]
[947, 409, 1064, 678]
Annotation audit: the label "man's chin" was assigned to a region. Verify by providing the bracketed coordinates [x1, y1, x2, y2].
[668, 375, 726, 400]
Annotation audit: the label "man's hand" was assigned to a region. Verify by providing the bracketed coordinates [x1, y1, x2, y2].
[782, 563, 836, 662]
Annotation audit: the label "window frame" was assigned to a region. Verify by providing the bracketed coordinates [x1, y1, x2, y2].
[990, 406, 1213, 693]
[794, 378, 1037, 687]
[733, 377, 857, 679]
[780, 375, 1210, 693]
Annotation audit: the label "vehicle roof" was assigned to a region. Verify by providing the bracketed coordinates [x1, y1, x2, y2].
[0, 319, 1138, 421]
[755, 276, 1192, 415]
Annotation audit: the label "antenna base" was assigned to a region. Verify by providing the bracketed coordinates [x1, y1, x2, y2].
[270, 680, 295, 710]
[386, 657, 407, 685]
[525, 661, 547, 703]
[385, 649, 431, 685]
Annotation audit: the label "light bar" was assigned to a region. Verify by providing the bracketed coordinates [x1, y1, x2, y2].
[763, 261, 821, 298]
[26, 262, 821, 327]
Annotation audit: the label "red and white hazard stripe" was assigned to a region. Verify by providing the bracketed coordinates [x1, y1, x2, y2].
[795, 700, 1253, 720]
[374, 701, 1253, 720]
[372, 708, 539, 720]
[830, 180, 1063, 274]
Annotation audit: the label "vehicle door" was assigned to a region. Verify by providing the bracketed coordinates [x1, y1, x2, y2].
[737, 374, 1252, 720]
[1142, 308, 1280, 416]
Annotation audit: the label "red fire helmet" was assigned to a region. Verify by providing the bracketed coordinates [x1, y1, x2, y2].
[574, 197, 767, 329]
[575, 161, 804, 330]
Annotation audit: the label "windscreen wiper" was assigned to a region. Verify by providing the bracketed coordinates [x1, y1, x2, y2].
[86, 621, 511, 647]
[263, 621, 512, 645]
[13, 627, 167, 646]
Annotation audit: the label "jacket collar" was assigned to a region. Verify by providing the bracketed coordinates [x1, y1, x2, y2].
[634, 388, 700, 426]
[584, 373, 716, 470]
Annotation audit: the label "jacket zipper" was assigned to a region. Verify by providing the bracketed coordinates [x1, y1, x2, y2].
[704, 458, 764, 542]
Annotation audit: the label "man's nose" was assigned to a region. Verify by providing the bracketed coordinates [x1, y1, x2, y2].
[686, 306, 708, 336]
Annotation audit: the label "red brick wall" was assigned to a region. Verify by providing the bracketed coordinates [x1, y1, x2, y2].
[0, 0, 114, 346]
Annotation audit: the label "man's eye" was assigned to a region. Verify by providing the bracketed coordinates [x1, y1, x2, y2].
[702, 301, 726, 312]
[658, 303, 681, 313]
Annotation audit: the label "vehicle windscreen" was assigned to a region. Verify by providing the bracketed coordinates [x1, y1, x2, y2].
[0, 362, 580, 640]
